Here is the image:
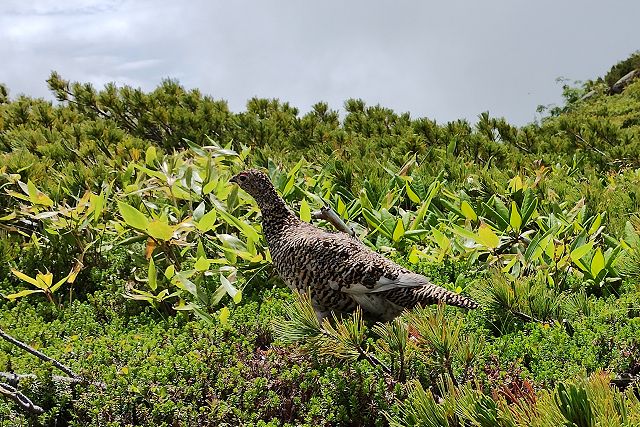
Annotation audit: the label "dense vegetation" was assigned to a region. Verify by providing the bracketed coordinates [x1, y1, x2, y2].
[1, 52, 640, 426]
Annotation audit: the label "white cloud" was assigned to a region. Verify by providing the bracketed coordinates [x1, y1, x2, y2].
[0, 0, 121, 16]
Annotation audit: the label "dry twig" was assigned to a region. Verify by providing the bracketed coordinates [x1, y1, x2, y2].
[312, 206, 355, 237]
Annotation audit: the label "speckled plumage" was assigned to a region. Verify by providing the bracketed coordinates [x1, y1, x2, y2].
[230, 169, 479, 321]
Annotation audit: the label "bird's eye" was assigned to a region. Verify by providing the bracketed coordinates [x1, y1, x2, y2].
[238, 175, 247, 182]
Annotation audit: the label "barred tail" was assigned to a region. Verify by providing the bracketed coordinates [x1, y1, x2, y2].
[383, 284, 479, 310]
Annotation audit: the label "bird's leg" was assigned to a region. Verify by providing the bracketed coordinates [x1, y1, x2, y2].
[311, 300, 332, 324]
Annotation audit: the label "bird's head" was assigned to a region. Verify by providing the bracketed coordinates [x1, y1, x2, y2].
[229, 169, 274, 200]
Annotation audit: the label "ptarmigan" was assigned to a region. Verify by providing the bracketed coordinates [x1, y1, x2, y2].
[230, 169, 478, 321]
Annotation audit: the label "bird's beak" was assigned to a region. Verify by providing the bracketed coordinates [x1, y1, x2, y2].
[229, 175, 238, 184]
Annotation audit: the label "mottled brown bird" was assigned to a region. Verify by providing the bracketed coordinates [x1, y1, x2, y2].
[230, 169, 478, 321]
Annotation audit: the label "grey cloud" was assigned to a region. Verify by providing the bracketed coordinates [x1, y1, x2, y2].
[1, 0, 638, 125]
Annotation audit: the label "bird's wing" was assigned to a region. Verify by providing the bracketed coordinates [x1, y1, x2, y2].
[312, 234, 426, 294]
[339, 271, 429, 294]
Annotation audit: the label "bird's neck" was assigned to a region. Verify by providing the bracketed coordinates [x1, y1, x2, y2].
[254, 189, 299, 241]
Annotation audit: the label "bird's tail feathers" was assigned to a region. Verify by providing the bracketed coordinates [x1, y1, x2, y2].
[383, 283, 479, 310]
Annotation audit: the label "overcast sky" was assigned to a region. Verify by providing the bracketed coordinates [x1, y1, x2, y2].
[1, 1, 638, 125]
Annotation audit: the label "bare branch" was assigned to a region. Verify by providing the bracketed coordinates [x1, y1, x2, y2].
[312, 206, 355, 237]
[0, 382, 44, 415]
[0, 328, 79, 379]
[356, 346, 392, 376]
[0, 372, 105, 389]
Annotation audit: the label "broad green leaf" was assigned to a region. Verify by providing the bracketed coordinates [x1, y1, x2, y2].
[379, 208, 399, 236]
[510, 201, 522, 231]
[117, 201, 149, 231]
[403, 229, 430, 238]
[359, 188, 373, 210]
[502, 255, 519, 273]
[203, 180, 217, 195]
[447, 138, 456, 155]
[93, 192, 105, 223]
[50, 274, 69, 293]
[193, 202, 206, 221]
[194, 256, 210, 272]
[624, 221, 640, 247]
[537, 235, 554, 262]
[11, 269, 39, 287]
[124, 184, 139, 194]
[233, 290, 242, 304]
[219, 307, 230, 325]
[300, 199, 311, 222]
[570, 241, 594, 263]
[220, 273, 241, 302]
[573, 258, 590, 273]
[509, 175, 523, 192]
[590, 248, 605, 278]
[450, 224, 480, 243]
[492, 197, 510, 228]
[410, 201, 429, 231]
[145, 146, 157, 165]
[148, 257, 157, 291]
[283, 159, 304, 196]
[283, 175, 296, 195]
[336, 196, 347, 218]
[196, 209, 217, 232]
[588, 213, 603, 235]
[477, 223, 500, 249]
[362, 208, 393, 239]
[408, 246, 421, 264]
[392, 218, 405, 242]
[544, 236, 555, 259]
[6, 190, 30, 202]
[147, 219, 174, 241]
[217, 233, 247, 254]
[36, 272, 53, 290]
[171, 274, 198, 297]
[520, 190, 538, 225]
[133, 164, 165, 180]
[212, 283, 228, 305]
[440, 198, 466, 219]
[569, 230, 588, 253]
[482, 201, 509, 232]
[0, 212, 17, 221]
[156, 289, 172, 301]
[524, 230, 544, 262]
[246, 234, 257, 255]
[27, 180, 54, 207]
[405, 182, 421, 204]
[5, 289, 43, 300]
[605, 244, 623, 269]
[216, 207, 260, 243]
[170, 182, 191, 200]
[431, 228, 450, 251]
[409, 182, 439, 231]
[460, 201, 477, 221]
[164, 265, 175, 279]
